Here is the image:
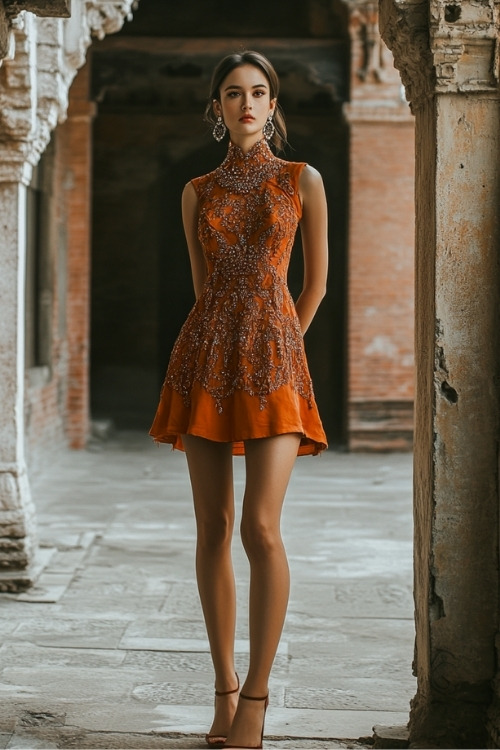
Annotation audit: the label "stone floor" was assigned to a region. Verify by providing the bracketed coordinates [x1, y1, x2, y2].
[0, 432, 415, 749]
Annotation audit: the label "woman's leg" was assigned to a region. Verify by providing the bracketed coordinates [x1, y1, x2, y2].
[182, 435, 239, 737]
[225, 433, 301, 748]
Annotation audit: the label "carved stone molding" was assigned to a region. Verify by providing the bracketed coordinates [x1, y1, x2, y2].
[86, 0, 136, 40]
[379, 0, 434, 111]
[342, 0, 413, 120]
[430, 0, 500, 93]
[4, 0, 71, 17]
[0, 0, 71, 66]
[346, 1, 389, 83]
[0, 0, 138, 183]
[0, 4, 9, 60]
[380, 0, 500, 111]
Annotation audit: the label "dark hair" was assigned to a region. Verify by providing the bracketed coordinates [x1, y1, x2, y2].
[204, 50, 287, 153]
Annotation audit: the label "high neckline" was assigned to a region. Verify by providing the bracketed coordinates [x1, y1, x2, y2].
[215, 138, 280, 194]
[227, 138, 272, 160]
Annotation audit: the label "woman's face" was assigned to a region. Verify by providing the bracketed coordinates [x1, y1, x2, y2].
[214, 64, 276, 145]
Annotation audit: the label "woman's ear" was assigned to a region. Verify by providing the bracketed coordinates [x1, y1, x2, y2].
[270, 98, 277, 116]
[213, 99, 222, 118]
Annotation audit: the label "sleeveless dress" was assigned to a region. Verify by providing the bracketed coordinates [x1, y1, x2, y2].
[150, 138, 327, 456]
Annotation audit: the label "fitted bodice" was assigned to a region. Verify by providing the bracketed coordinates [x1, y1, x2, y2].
[194, 139, 304, 282]
[164, 139, 312, 414]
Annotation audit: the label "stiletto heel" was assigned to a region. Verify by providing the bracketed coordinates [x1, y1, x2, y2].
[205, 673, 240, 748]
[223, 692, 269, 749]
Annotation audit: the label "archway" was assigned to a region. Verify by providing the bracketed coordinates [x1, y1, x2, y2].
[89, 0, 350, 446]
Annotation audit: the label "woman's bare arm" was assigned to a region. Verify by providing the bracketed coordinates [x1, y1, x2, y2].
[182, 182, 207, 299]
[295, 165, 329, 334]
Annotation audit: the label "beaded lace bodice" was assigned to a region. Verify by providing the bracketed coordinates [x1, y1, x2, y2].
[165, 139, 314, 413]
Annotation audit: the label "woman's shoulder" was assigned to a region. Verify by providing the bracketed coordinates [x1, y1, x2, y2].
[277, 158, 322, 180]
[297, 163, 323, 186]
[276, 158, 323, 192]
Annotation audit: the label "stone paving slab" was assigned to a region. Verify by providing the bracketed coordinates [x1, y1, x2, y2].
[1, 731, 369, 750]
[118, 636, 288, 654]
[0, 432, 415, 748]
[0, 702, 376, 748]
[8, 619, 130, 650]
[0, 644, 126, 669]
[4, 700, 403, 742]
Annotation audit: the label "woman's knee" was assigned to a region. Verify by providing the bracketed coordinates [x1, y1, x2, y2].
[196, 509, 234, 550]
[240, 515, 282, 559]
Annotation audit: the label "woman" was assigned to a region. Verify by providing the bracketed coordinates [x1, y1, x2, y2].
[150, 50, 328, 750]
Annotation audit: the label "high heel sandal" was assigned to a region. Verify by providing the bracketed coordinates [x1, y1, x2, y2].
[223, 692, 269, 749]
[205, 673, 240, 748]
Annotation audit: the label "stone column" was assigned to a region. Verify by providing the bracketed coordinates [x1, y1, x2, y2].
[0, 11, 41, 589]
[343, 0, 415, 451]
[380, 1, 500, 746]
[0, 179, 37, 589]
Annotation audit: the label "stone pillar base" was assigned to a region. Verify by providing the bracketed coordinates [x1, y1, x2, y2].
[0, 546, 55, 593]
[411, 688, 490, 749]
[0, 467, 37, 583]
[486, 636, 500, 748]
[372, 723, 409, 749]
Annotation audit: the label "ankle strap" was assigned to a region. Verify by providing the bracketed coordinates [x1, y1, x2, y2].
[215, 673, 240, 696]
[239, 692, 269, 702]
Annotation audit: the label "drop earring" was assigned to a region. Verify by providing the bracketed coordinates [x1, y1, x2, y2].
[213, 116, 227, 142]
[263, 113, 275, 141]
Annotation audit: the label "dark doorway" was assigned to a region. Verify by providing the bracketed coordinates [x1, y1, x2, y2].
[90, 0, 349, 445]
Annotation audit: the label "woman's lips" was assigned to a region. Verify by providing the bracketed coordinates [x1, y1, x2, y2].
[239, 116, 255, 122]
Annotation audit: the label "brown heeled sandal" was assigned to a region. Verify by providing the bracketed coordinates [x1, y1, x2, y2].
[223, 692, 269, 749]
[205, 673, 240, 748]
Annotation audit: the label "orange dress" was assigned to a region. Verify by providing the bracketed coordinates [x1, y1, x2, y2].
[150, 139, 327, 456]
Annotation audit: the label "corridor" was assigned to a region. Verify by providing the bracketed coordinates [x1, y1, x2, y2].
[0, 434, 414, 748]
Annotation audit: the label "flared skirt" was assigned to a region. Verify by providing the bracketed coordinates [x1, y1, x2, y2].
[149, 379, 327, 456]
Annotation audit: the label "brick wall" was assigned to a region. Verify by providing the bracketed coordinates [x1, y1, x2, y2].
[24, 64, 94, 471]
[24, 128, 70, 473]
[348, 119, 415, 450]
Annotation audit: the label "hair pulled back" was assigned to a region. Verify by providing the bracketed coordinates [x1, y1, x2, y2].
[204, 50, 287, 153]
